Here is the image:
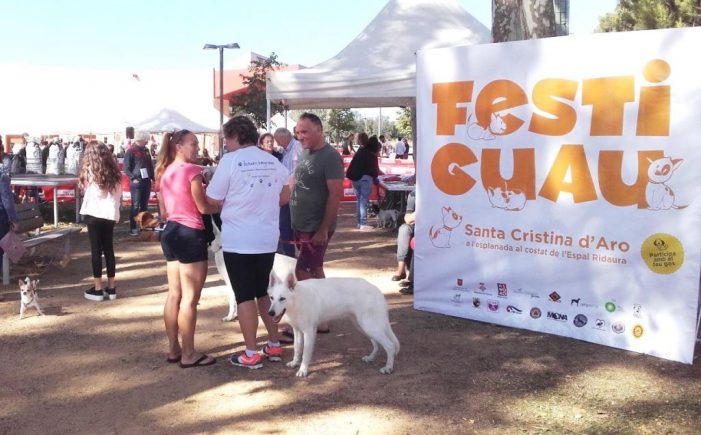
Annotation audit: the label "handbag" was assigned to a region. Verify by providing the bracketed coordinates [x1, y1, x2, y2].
[0, 230, 26, 263]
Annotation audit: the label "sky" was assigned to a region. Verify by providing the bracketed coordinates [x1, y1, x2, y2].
[1, 0, 619, 72]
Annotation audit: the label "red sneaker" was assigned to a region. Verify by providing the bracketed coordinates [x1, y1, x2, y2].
[262, 344, 283, 362]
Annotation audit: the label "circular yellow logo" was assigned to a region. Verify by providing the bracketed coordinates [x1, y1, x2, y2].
[632, 324, 644, 339]
[641, 233, 684, 274]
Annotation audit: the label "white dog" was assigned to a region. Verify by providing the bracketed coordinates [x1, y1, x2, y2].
[211, 223, 297, 322]
[19, 277, 44, 319]
[267, 272, 400, 377]
[377, 209, 399, 229]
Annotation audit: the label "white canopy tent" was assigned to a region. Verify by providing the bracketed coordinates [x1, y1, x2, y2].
[266, 0, 490, 110]
[132, 108, 219, 133]
[0, 64, 219, 136]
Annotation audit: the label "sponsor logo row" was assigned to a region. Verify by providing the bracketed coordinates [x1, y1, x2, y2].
[453, 294, 644, 339]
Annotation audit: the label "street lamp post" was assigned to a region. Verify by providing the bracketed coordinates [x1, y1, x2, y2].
[203, 42, 240, 158]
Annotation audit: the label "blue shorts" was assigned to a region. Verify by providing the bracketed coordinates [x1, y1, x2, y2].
[223, 252, 275, 303]
[160, 221, 208, 264]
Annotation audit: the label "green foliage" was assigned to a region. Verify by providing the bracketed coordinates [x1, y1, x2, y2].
[597, 0, 700, 32]
[229, 53, 288, 128]
[326, 109, 357, 144]
[395, 107, 412, 140]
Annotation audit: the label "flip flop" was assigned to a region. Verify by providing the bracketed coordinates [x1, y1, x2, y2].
[179, 354, 216, 369]
[166, 355, 181, 364]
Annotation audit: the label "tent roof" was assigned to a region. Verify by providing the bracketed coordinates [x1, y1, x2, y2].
[132, 108, 219, 134]
[0, 64, 220, 135]
[267, 0, 490, 109]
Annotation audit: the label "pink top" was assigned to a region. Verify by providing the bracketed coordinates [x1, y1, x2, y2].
[159, 161, 204, 230]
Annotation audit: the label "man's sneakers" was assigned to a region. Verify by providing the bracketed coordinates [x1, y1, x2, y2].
[262, 344, 283, 362]
[84, 287, 106, 301]
[230, 344, 284, 369]
[84, 286, 117, 301]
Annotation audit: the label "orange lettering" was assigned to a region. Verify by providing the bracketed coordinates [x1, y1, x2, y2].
[599, 150, 664, 208]
[582, 76, 634, 136]
[475, 80, 527, 135]
[637, 59, 671, 136]
[528, 79, 578, 136]
[431, 143, 477, 195]
[539, 145, 597, 203]
[433, 82, 473, 135]
[481, 148, 536, 199]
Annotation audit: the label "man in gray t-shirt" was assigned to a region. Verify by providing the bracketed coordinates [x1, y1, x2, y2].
[288, 113, 344, 333]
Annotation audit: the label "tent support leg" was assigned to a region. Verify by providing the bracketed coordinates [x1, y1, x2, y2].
[266, 98, 271, 131]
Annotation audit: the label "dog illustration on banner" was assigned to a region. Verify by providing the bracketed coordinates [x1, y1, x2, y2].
[486, 183, 527, 211]
[645, 156, 687, 210]
[467, 113, 506, 141]
[429, 206, 463, 248]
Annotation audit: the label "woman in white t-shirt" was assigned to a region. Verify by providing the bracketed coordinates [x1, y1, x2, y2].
[207, 116, 290, 369]
[79, 141, 123, 301]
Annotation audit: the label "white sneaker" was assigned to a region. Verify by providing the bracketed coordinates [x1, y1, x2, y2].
[359, 225, 374, 231]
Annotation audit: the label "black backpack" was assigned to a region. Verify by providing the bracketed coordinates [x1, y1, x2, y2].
[10, 151, 26, 175]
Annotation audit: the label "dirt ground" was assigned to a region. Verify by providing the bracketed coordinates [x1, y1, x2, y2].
[1, 202, 700, 434]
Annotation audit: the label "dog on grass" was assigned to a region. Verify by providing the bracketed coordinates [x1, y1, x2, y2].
[267, 272, 400, 377]
[19, 277, 44, 319]
[211, 222, 297, 322]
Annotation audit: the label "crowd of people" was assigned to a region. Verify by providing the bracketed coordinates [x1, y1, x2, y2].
[0, 115, 414, 365]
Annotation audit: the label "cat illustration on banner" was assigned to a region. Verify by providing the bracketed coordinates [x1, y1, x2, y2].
[486, 183, 527, 211]
[428, 206, 463, 248]
[467, 113, 506, 141]
[645, 156, 687, 210]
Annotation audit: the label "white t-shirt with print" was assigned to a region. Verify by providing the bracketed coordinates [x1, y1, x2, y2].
[207, 146, 288, 253]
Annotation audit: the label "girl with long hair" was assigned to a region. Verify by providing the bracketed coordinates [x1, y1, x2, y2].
[79, 141, 123, 301]
[155, 130, 220, 368]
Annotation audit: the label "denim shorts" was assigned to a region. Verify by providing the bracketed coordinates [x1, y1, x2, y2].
[160, 221, 208, 264]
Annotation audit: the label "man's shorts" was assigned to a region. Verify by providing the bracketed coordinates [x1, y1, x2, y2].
[160, 221, 208, 264]
[223, 252, 275, 304]
[295, 230, 334, 272]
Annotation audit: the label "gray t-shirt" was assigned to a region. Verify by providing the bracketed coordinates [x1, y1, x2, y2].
[290, 143, 344, 232]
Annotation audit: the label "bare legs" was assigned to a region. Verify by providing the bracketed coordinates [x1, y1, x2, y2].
[163, 259, 212, 365]
[237, 297, 281, 350]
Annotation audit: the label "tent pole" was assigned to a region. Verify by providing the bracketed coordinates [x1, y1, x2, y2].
[266, 97, 271, 131]
[378, 107, 382, 136]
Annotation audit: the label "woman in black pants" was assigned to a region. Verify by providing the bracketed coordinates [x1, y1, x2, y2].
[79, 141, 123, 301]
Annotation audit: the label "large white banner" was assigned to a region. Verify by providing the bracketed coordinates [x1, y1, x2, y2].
[414, 27, 701, 364]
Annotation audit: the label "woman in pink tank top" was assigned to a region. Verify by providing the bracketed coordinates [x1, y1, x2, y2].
[155, 129, 221, 368]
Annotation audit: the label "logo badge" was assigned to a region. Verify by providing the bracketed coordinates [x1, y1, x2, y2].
[497, 283, 508, 297]
[594, 319, 606, 330]
[549, 291, 561, 303]
[632, 324, 644, 338]
[632, 304, 642, 318]
[547, 311, 568, 321]
[573, 314, 588, 327]
[611, 321, 625, 334]
[506, 305, 522, 314]
[479, 282, 487, 291]
[605, 302, 617, 313]
[452, 293, 462, 303]
[472, 297, 481, 308]
[530, 307, 542, 319]
[487, 300, 499, 312]
[457, 278, 463, 286]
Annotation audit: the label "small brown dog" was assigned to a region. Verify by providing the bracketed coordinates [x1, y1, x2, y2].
[135, 211, 161, 242]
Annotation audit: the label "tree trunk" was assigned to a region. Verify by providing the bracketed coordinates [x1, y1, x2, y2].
[492, 0, 557, 42]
